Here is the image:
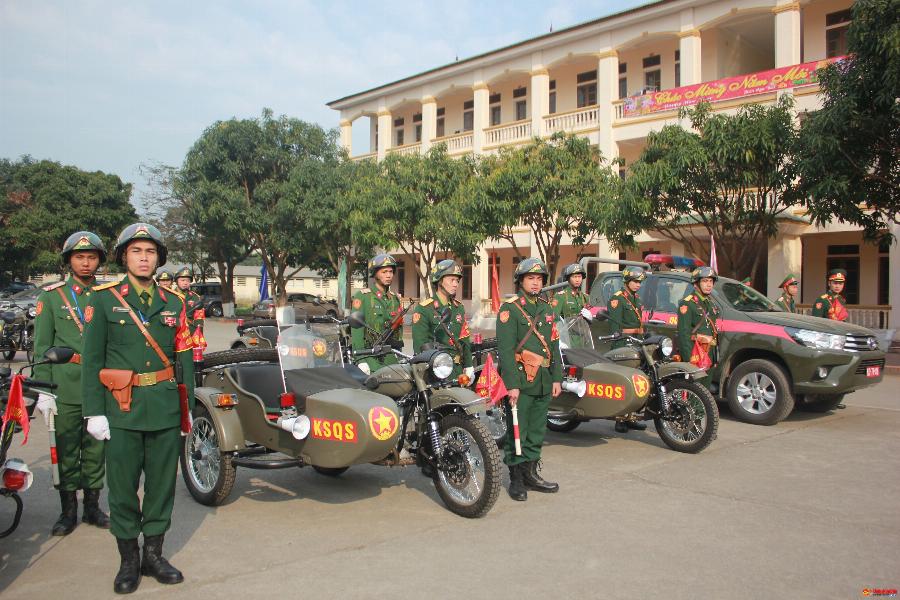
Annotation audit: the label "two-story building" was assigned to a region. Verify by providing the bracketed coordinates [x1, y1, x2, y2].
[328, 0, 896, 330]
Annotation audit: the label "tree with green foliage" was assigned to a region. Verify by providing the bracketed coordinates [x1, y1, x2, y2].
[1, 157, 135, 280]
[468, 134, 619, 280]
[795, 0, 899, 244]
[614, 98, 800, 280]
[348, 146, 482, 296]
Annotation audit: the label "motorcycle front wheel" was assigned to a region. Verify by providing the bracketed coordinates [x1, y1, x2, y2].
[181, 405, 236, 506]
[433, 414, 501, 518]
[653, 380, 719, 454]
[0, 490, 23, 539]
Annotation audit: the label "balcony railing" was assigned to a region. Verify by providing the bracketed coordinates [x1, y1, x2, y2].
[351, 151, 377, 162]
[434, 131, 474, 155]
[544, 106, 599, 135]
[484, 119, 532, 147]
[797, 305, 892, 330]
[387, 142, 422, 157]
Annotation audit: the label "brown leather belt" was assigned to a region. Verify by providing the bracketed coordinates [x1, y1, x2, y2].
[71, 353, 82, 365]
[132, 366, 175, 387]
[622, 328, 644, 334]
[692, 334, 717, 347]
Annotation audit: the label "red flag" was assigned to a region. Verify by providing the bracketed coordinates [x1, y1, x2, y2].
[490, 252, 501, 313]
[192, 326, 207, 350]
[175, 301, 194, 352]
[2, 374, 30, 445]
[709, 235, 718, 273]
[474, 354, 508, 406]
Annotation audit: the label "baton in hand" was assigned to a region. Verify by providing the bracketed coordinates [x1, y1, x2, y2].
[48, 411, 60, 487]
[511, 405, 522, 456]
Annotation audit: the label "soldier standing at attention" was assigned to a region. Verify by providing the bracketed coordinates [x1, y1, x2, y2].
[676, 267, 721, 376]
[411, 259, 474, 382]
[82, 223, 194, 594]
[496, 258, 562, 502]
[774, 275, 800, 313]
[156, 270, 173, 291]
[552, 263, 593, 320]
[350, 254, 402, 374]
[173, 267, 204, 331]
[33, 231, 111, 536]
[811, 269, 849, 321]
[606, 266, 648, 433]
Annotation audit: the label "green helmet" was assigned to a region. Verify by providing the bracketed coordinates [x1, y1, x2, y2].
[623, 266, 646, 282]
[561, 263, 587, 281]
[691, 266, 718, 284]
[174, 267, 193, 281]
[431, 259, 463, 284]
[114, 222, 167, 267]
[61, 231, 106, 264]
[514, 257, 548, 284]
[157, 271, 173, 283]
[368, 253, 398, 278]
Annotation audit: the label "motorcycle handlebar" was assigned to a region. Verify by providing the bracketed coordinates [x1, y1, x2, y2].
[22, 378, 57, 391]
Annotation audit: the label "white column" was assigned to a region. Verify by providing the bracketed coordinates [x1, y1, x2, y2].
[596, 50, 619, 162]
[766, 234, 803, 298]
[376, 109, 391, 161]
[530, 67, 550, 138]
[472, 82, 490, 155]
[774, 2, 801, 68]
[678, 30, 702, 86]
[889, 223, 900, 331]
[596, 237, 620, 273]
[339, 119, 352, 155]
[369, 117, 377, 155]
[471, 246, 490, 320]
[421, 96, 437, 152]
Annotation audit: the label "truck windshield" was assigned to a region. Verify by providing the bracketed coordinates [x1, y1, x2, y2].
[720, 282, 780, 312]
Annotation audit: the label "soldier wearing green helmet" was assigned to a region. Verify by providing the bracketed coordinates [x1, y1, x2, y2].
[82, 222, 194, 594]
[552, 263, 593, 320]
[173, 267, 204, 330]
[676, 266, 721, 376]
[496, 257, 562, 501]
[33, 231, 110, 536]
[412, 259, 473, 381]
[156, 270, 173, 291]
[606, 265, 649, 432]
[350, 253, 402, 373]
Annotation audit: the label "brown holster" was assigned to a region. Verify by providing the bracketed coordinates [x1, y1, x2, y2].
[515, 349, 548, 383]
[99, 369, 135, 412]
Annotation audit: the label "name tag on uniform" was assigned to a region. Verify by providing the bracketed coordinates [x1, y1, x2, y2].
[113, 307, 131, 313]
[162, 316, 176, 327]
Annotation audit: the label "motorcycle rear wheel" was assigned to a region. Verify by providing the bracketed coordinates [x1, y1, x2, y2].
[654, 380, 719, 454]
[433, 414, 501, 518]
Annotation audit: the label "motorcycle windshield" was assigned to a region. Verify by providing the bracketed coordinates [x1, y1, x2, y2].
[556, 315, 595, 350]
[276, 307, 344, 373]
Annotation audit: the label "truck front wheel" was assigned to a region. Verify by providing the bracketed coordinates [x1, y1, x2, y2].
[725, 359, 794, 425]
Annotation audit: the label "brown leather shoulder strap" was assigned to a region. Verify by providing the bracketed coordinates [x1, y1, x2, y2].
[56, 287, 84, 334]
[109, 287, 172, 368]
[510, 302, 551, 358]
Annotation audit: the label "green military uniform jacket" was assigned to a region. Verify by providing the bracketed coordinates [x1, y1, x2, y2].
[774, 294, 797, 313]
[676, 290, 720, 362]
[33, 277, 95, 406]
[607, 288, 644, 333]
[810, 292, 848, 321]
[412, 294, 472, 375]
[496, 292, 563, 395]
[81, 277, 195, 431]
[182, 288, 204, 329]
[350, 286, 402, 371]
[552, 287, 589, 319]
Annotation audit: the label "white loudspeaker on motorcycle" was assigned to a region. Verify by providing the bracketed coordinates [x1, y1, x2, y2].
[277, 415, 311, 440]
[561, 379, 587, 398]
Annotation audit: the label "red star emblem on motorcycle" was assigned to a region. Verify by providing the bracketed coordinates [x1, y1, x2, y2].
[368, 406, 399, 441]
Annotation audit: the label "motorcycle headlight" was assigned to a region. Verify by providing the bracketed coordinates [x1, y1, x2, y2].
[27, 307, 37, 319]
[785, 327, 845, 350]
[659, 337, 674, 357]
[430, 352, 454, 380]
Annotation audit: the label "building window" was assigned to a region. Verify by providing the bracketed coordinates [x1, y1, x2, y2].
[825, 9, 852, 58]
[463, 100, 473, 132]
[826, 243, 859, 304]
[394, 117, 404, 146]
[878, 238, 890, 306]
[396, 129, 404, 146]
[674, 50, 681, 87]
[436, 107, 445, 138]
[549, 79, 557, 114]
[643, 55, 661, 92]
[462, 264, 473, 300]
[576, 70, 597, 108]
[396, 263, 406, 297]
[236, 276, 247, 286]
[618, 63, 628, 98]
[413, 113, 422, 143]
[513, 87, 527, 121]
[489, 93, 501, 126]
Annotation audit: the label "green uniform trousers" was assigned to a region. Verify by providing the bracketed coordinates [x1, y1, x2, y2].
[56, 402, 105, 491]
[107, 426, 180, 539]
[504, 393, 551, 465]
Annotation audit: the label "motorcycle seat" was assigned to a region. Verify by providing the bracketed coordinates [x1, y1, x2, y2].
[228, 363, 285, 413]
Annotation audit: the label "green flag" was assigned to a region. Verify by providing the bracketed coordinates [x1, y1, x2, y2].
[338, 257, 348, 311]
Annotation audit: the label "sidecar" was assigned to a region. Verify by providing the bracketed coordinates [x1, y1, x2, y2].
[229, 319, 278, 349]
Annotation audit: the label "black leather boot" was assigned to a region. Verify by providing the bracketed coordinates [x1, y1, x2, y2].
[625, 420, 647, 431]
[141, 534, 184, 584]
[507, 464, 527, 501]
[82, 489, 110, 528]
[614, 421, 629, 433]
[51, 490, 78, 536]
[114, 538, 141, 594]
[523, 460, 559, 493]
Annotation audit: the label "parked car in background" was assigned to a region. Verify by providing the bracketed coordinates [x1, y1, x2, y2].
[0, 281, 37, 299]
[191, 282, 224, 317]
[252, 293, 342, 320]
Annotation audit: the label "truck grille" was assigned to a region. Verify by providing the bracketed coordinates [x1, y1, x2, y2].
[844, 334, 877, 352]
[855, 358, 885, 374]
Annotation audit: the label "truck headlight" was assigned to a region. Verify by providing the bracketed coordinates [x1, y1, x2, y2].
[785, 327, 845, 350]
[430, 352, 454, 380]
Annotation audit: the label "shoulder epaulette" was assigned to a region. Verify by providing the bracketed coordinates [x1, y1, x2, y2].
[93, 281, 118, 291]
[683, 294, 694, 302]
[820, 294, 829, 299]
[168, 288, 185, 300]
[614, 290, 623, 297]
[419, 297, 433, 307]
[360, 288, 371, 294]
[42, 281, 66, 291]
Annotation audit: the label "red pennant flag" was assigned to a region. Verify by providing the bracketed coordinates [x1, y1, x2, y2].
[2, 374, 30, 445]
[474, 354, 508, 406]
[175, 301, 194, 352]
[192, 326, 207, 350]
[490, 252, 501, 314]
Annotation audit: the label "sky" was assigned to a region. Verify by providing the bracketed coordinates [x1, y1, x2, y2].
[1, 0, 647, 211]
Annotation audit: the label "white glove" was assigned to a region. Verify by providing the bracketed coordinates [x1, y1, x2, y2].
[580, 307, 594, 321]
[86, 416, 111, 441]
[36, 393, 58, 426]
[464, 366, 475, 381]
[357, 362, 371, 375]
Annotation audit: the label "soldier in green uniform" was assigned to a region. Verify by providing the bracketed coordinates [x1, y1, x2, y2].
[774, 274, 800, 313]
[496, 258, 562, 501]
[156, 270, 173, 291]
[411, 259, 473, 382]
[606, 266, 648, 433]
[350, 254, 403, 374]
[82, 223, 195, 595]
[33, 231, 111, 536]
[173, 267, 204, 331]
[811, 269, 849, 321]
[741, 276, 754, 289]
[676, 266, 721, 379]
[552, 263, 593, 320]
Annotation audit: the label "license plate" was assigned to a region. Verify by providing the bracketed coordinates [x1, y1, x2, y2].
[866, 366, 881, 378]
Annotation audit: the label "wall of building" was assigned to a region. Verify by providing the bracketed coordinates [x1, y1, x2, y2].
[803, 0, 854, 61]
[801, 231, 885, 306]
